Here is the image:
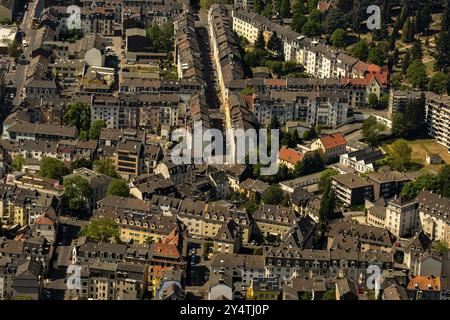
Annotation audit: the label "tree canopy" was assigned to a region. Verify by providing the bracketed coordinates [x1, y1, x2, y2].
[80, 218, 120, 242]
[64, 176, 92, 211]
[39, 157, 70, 182]
[389, 139, 412, 171]
[362, 116, 385, 146]
[107, 179, 130, 197]
[89, 120, 107, 141]
[262, 185, 284, 204]
[93, 158, 120, 178]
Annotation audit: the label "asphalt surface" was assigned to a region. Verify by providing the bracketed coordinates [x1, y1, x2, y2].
[10, 0, 40, 106]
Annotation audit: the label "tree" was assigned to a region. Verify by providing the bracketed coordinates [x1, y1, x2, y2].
[318, 168, 338, 193]
[93, 158, 119, 178]
[323, 8, 346, 34]
[322, 289, 336, 300]
[428, 72, 449, 94]
[11, 154, 25, 171]
[262, 2, 273, 17]
[407, 59, 428, 90]
[255, 30, 266, 50]
[295, 151, 324, 176]
[241, 86, 256, 96]
[433, 241, 449, 254]
[402, 17, 414, 43]
[269, 115, 280, 130]
[8, 40, 20, 59]
[401, 50, 411, 75]
[64, 102, 91, 131]
[146, 22, 174, 52]
[70, 159, 93, 171]
[64, 176, 92, 211]
[390, 139, 412, 171]
[78, 130, 89, 141]
[39, 157, 70, 182]
[352, 40, 369, 61]
[267, 32, 282, 54]
[362, 116, 385, 146]
[299, 292, 313, 300]
[367, 93, 378, 108]
[368, 44, 388, 66]
[392, 112, 407, 138]
[80, 218, 120, 242]
[330, 28, 348, 48]
[434, 1, 450, 72]
[367, 45, 387, 66]
[403, 94, 426, 138]
[435, 31, 450, 72]
[89, 120, 107, 141]
[254, 0, 264, 14]
[319, 183, 336, 228]
[401, 174, 440, 198]
[107, 179, 130, 197]
[439, 165, 450, 198]
[262, 185, 284, 204]
[292, 11, 307, 32]
[409, 41, 423, 61]
[415, 5, 432, 35]
[301, 9, 322, 37]
[280, 0, 291, 18]
[307, 0, 318, 13]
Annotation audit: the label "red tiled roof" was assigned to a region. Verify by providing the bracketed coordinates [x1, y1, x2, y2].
[407, 276, 441, 291]
[265, 78, 287, 87]
[35, 215, 54, 225]
[319, 133, 347, 150]
[278, 146, 304, 165]
[151, 242, 181, 259]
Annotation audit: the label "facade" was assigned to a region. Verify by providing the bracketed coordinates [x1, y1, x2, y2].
[339, 147, 383, 174]
[331, 173, 374, 207]
[115, 140, 144, 179]
[417, 191, 450, 247]
[263, 246, 393, 282]
[425, 92, 450, 151]
[64, 168, 113, 210]
[310, 133, 347, 160]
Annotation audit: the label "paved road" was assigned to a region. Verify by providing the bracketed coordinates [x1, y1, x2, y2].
[42, 216, 89, 300]
[11, 0, 40, 106]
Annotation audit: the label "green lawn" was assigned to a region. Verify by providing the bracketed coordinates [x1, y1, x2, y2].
[382, 139, 450, 172]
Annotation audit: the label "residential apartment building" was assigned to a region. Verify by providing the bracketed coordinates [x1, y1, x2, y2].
[115, 140, 144, 179]
[331, 172, 374, 207]
[339, 147, 383, 174]
[310, 133, 347, 159]
[231, 9, 387, 82]
[425, 92, 450, 151]
[252, 205, 298, 238]
[151, 195, 254, 244]
[208, 5, 244, 103]
[263, 246, 393, 282]
[64, 168, 113, 210]
[66, 261, 148, 300]
[210, 253, 265, 289]
[249, 91, 351, 128]
[417, 191, 450, 247]
[0, 257, 43, 300]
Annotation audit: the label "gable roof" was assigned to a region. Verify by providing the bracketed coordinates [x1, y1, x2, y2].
[319, 133, 347, 150]
[278, 146, 304, 165]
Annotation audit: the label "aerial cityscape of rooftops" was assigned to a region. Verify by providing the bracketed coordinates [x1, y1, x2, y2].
[0, 0, 450, 302]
